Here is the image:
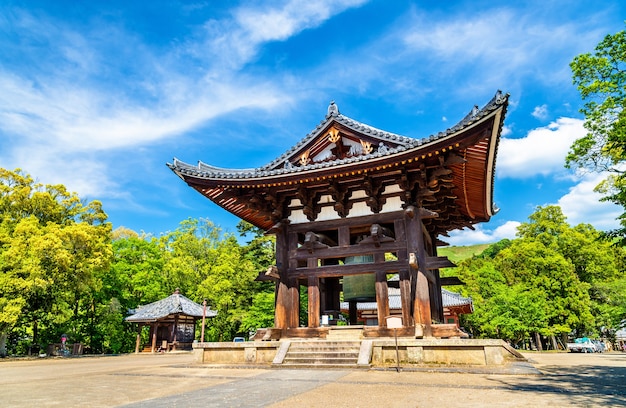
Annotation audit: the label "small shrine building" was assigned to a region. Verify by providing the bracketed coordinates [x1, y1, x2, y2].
[168, 91, 508, 339]
[126, 289, 217, 352]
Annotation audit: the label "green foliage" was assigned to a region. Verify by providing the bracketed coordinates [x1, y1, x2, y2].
[457, 205, 624, 345]
[240, 292, 276, 336]
[0, 168, 282, 355]
[568, 25, 626, 238]
[0, 168, 112, 356]
[158, 219, 272, 341]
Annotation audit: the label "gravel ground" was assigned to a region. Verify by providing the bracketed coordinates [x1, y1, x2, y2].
[1, 351, 625, 407]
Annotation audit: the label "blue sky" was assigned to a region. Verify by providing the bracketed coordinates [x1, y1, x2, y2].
[1, 1, 625, 246]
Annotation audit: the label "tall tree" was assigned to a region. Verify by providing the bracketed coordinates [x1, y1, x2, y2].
[0, 168, 111, 356]
[458, 206, 624, 347]
[568, 26, 626, 239]
[159, 219, 259, 341]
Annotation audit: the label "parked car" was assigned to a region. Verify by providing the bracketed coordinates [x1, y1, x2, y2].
[567, 337, 597, 353]
[233, 337, 245, 342]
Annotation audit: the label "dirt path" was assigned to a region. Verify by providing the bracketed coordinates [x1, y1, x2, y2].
[1, 351, 624, 407]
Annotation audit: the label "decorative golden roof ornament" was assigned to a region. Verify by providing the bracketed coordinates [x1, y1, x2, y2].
[299, 150, 311, 166]
[360, 139, 373, 155]
[328, 127, 341, 144]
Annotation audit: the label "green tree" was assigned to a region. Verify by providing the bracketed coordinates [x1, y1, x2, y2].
[496, 239, 594, 339]
[457, 206, 624, 348]
[159, 219, 260, 341]
[517, 205, 624, 335]
[88, 232, 166, 354]
[0, 168, 111, 356]
[568, 26, 626, 238]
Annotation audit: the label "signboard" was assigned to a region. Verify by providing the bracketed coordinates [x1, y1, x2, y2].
[386, 316, 402, 329]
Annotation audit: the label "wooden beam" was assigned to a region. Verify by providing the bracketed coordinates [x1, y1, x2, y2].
[425, 256, 456, 269]
[291, 260, 404, 279]
[292, 241, 406, 260]
[440, 276, 465, 286]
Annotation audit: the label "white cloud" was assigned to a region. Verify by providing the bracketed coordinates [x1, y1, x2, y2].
[532, 104, 548, 120]
[497, 117, 585, 178]
[201, 0, 367, 70]
[445, 221, 521, 246]
[399, 7, 608, 95]
[0, 2, 366, 199]
[235, 0, 367, 43]
[556, 173, 621, 231]
[446, 172, 622, 247]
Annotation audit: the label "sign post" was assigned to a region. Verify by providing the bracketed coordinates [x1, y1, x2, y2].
[386, 316, 403, 372]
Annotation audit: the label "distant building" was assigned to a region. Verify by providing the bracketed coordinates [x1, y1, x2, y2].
[340, 285, 472, 328]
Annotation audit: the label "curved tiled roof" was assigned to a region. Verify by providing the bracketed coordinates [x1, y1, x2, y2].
[168, 90, 508, 181]
[167, 91, 508, 232]
[125, 292, 217, 322]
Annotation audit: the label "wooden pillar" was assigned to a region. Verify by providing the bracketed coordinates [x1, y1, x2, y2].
[274, 223, 291, 329]
[399, 269, 413, 327]
[134, 324, 142, 353]
[414, 211, 432, 337]
[288, 277, 300, 328]
[431, 241, 444, 323]
[151, 323, 158, 353]
[414, 271, 432, 337]
[395, 219, 412, 327]
[172, 315, 179, 350]
[375, 269, 389, 327]
[348, 301, 358, 325]
[308, 276, 320, 328]
[405, 206, 432, 337]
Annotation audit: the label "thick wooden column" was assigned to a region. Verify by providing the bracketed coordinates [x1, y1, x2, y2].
[431, 241, 445, 323]
[288, 277, 300, 328]
[395, 219, 413, 327]
[405, 206, 432, 337]
[414, 210, 432, 337]
[274, 223, 291, 329]
[348, 301, 358, 324]
[308, 276, 320, 328]
[375, 270, 390, 327]
[399, 269, 413, 327]
[172, 315, 179, 350]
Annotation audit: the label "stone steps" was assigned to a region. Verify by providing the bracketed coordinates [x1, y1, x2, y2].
[326, 326, 364, 341]
[279, 340, 363, 368]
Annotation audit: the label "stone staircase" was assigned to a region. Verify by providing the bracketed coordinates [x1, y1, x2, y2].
[276, 340, 365, 368]
[326, 326, 364, 341]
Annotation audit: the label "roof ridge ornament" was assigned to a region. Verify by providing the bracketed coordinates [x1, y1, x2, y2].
[327, 100, 339, 116]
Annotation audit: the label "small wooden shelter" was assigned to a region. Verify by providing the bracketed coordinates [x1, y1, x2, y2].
[168, 91, 508, 339]
[126, 289, 217, 352]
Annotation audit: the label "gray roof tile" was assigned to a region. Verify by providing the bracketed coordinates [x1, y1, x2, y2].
[125, 293, 217, 322]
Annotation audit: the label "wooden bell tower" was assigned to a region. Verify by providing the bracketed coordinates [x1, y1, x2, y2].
[168, 91, 509, 338]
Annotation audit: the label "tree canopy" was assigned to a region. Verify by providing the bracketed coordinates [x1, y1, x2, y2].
[456, 205, 626, 348]
[568, 25, 626, 239]
[0, 168, 279, 356]
[0, 169, 111, 356]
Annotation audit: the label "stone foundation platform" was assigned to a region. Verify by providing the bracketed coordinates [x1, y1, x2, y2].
[193, 338, 525, 367]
